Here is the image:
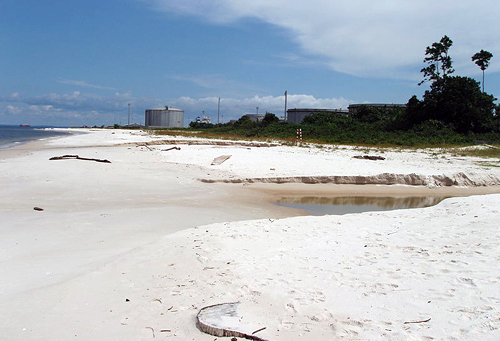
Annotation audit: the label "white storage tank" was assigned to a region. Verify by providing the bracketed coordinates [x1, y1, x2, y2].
[145, 107, 184, 128]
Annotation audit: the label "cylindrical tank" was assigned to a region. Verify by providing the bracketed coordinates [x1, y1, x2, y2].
[145, 107, 184, 128]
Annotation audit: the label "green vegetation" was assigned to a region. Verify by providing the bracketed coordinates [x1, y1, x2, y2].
[449, 146, 500, 158]
[154, 35, 500, 148]
[478, 163, 500, 168]
[472, 49, 493, 93]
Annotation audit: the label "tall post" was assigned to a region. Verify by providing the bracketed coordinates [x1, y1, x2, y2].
[127, 103, 131, 125]
[217, 97, 221, 124]
[284, 90, 288, 121]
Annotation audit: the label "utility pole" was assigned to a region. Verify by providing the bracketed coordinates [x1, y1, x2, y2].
[284, 91, 288, 121]
[127, 103, 131, 125]
[218, 97, 220, 125]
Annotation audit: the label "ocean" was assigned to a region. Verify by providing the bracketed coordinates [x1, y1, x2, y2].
[0, 125, 70, 149]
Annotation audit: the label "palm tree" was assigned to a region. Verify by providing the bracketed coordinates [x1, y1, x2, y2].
[472, 50, 493, 92]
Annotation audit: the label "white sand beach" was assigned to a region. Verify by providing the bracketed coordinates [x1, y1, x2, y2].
[0, 128, 499, 340]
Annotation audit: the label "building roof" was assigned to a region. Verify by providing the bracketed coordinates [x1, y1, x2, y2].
[348, 103, 406, 108]
[287, 108, 348, 113]
[147, 106, 183, 111]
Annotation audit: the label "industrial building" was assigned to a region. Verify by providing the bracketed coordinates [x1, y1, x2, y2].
[348, 104, 406, 114]
[286, 108, 348, 124]
[145, 107, 184, 128]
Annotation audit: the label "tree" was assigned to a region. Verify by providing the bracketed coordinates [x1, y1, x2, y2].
[302, 112, 346, 125]
[406, 76, 496, 133]
[419, 35, 454, 88]
[261, 113, 279, 126]
[233, 115, 257, 129]
[472, 49, 493, 92]
[351, 105, 404, 125]
[405, 37, 497, 133]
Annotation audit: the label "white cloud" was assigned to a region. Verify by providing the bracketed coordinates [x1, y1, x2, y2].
[145, 0, 500, 78]
[0, 91, 154, 125]
[1, 90, 351, 124]
[5, 105, 23, 115]
[171, 93, 352, 121]
[58, 78, 116, 90]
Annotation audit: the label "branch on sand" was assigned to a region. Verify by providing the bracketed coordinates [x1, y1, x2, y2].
[353, 155, 386, 161]
[404, 318, 431, 324]
[49, 155, 111, 163]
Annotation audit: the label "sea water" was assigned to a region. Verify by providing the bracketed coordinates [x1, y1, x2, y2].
[0, 125, 70, 149]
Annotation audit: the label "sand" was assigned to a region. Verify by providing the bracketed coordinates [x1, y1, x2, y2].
[0, 128, 499, 340]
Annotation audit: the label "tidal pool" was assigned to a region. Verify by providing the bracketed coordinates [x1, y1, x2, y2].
[276, 196, 450, 216]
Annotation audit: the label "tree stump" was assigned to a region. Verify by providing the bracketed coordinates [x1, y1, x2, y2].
[197, 302, 268, 341]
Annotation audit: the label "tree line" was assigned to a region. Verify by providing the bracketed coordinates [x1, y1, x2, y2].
[186, 36, 498, 146]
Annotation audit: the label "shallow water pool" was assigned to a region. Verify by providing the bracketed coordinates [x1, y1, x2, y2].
[276, 196, 449, 216]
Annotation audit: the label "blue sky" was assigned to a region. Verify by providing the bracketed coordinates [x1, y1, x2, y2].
[1, 0, 499, 126]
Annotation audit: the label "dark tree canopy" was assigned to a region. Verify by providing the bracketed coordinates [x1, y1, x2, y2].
[406, 76, 496, 133]
[472, 50, 493, 71]
[405, 36, 498, 133]
[472, 49, 493, 92]
[261, 113, 280, 126]
[419, 35, 454, 87]
[233, 114, 257, 129]
[351, 105, 404, 124]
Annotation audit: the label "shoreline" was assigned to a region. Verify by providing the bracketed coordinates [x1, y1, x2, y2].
[0, 128, 83, 160]
[1, 129, 499, 340]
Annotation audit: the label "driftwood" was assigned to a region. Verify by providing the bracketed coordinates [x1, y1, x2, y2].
[211, 155, 231, 165]
[404, 318, 431, 324]
[49, 155, 111, 163]
[353, 155, 386, 161]
[145, 327, 155, 338]
[137, 144, 153, 151]
[162, 147, 181, 151]
[197, 303, 268, 341]
[252, 327, 267, 335]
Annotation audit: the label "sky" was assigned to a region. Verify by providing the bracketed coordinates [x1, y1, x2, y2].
[1, 0, 499, 126]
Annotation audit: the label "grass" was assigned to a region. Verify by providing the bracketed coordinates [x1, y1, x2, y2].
[144, 128, 500, 159]
[477, 162, 500, 168]
[448, 145, 500, 158]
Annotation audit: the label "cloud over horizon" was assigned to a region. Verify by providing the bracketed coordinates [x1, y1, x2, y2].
[145, 0, 500, 78]
[1, 91, 352, 125]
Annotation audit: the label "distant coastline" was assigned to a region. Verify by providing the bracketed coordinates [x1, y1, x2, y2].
[0, 125, 70, 149]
